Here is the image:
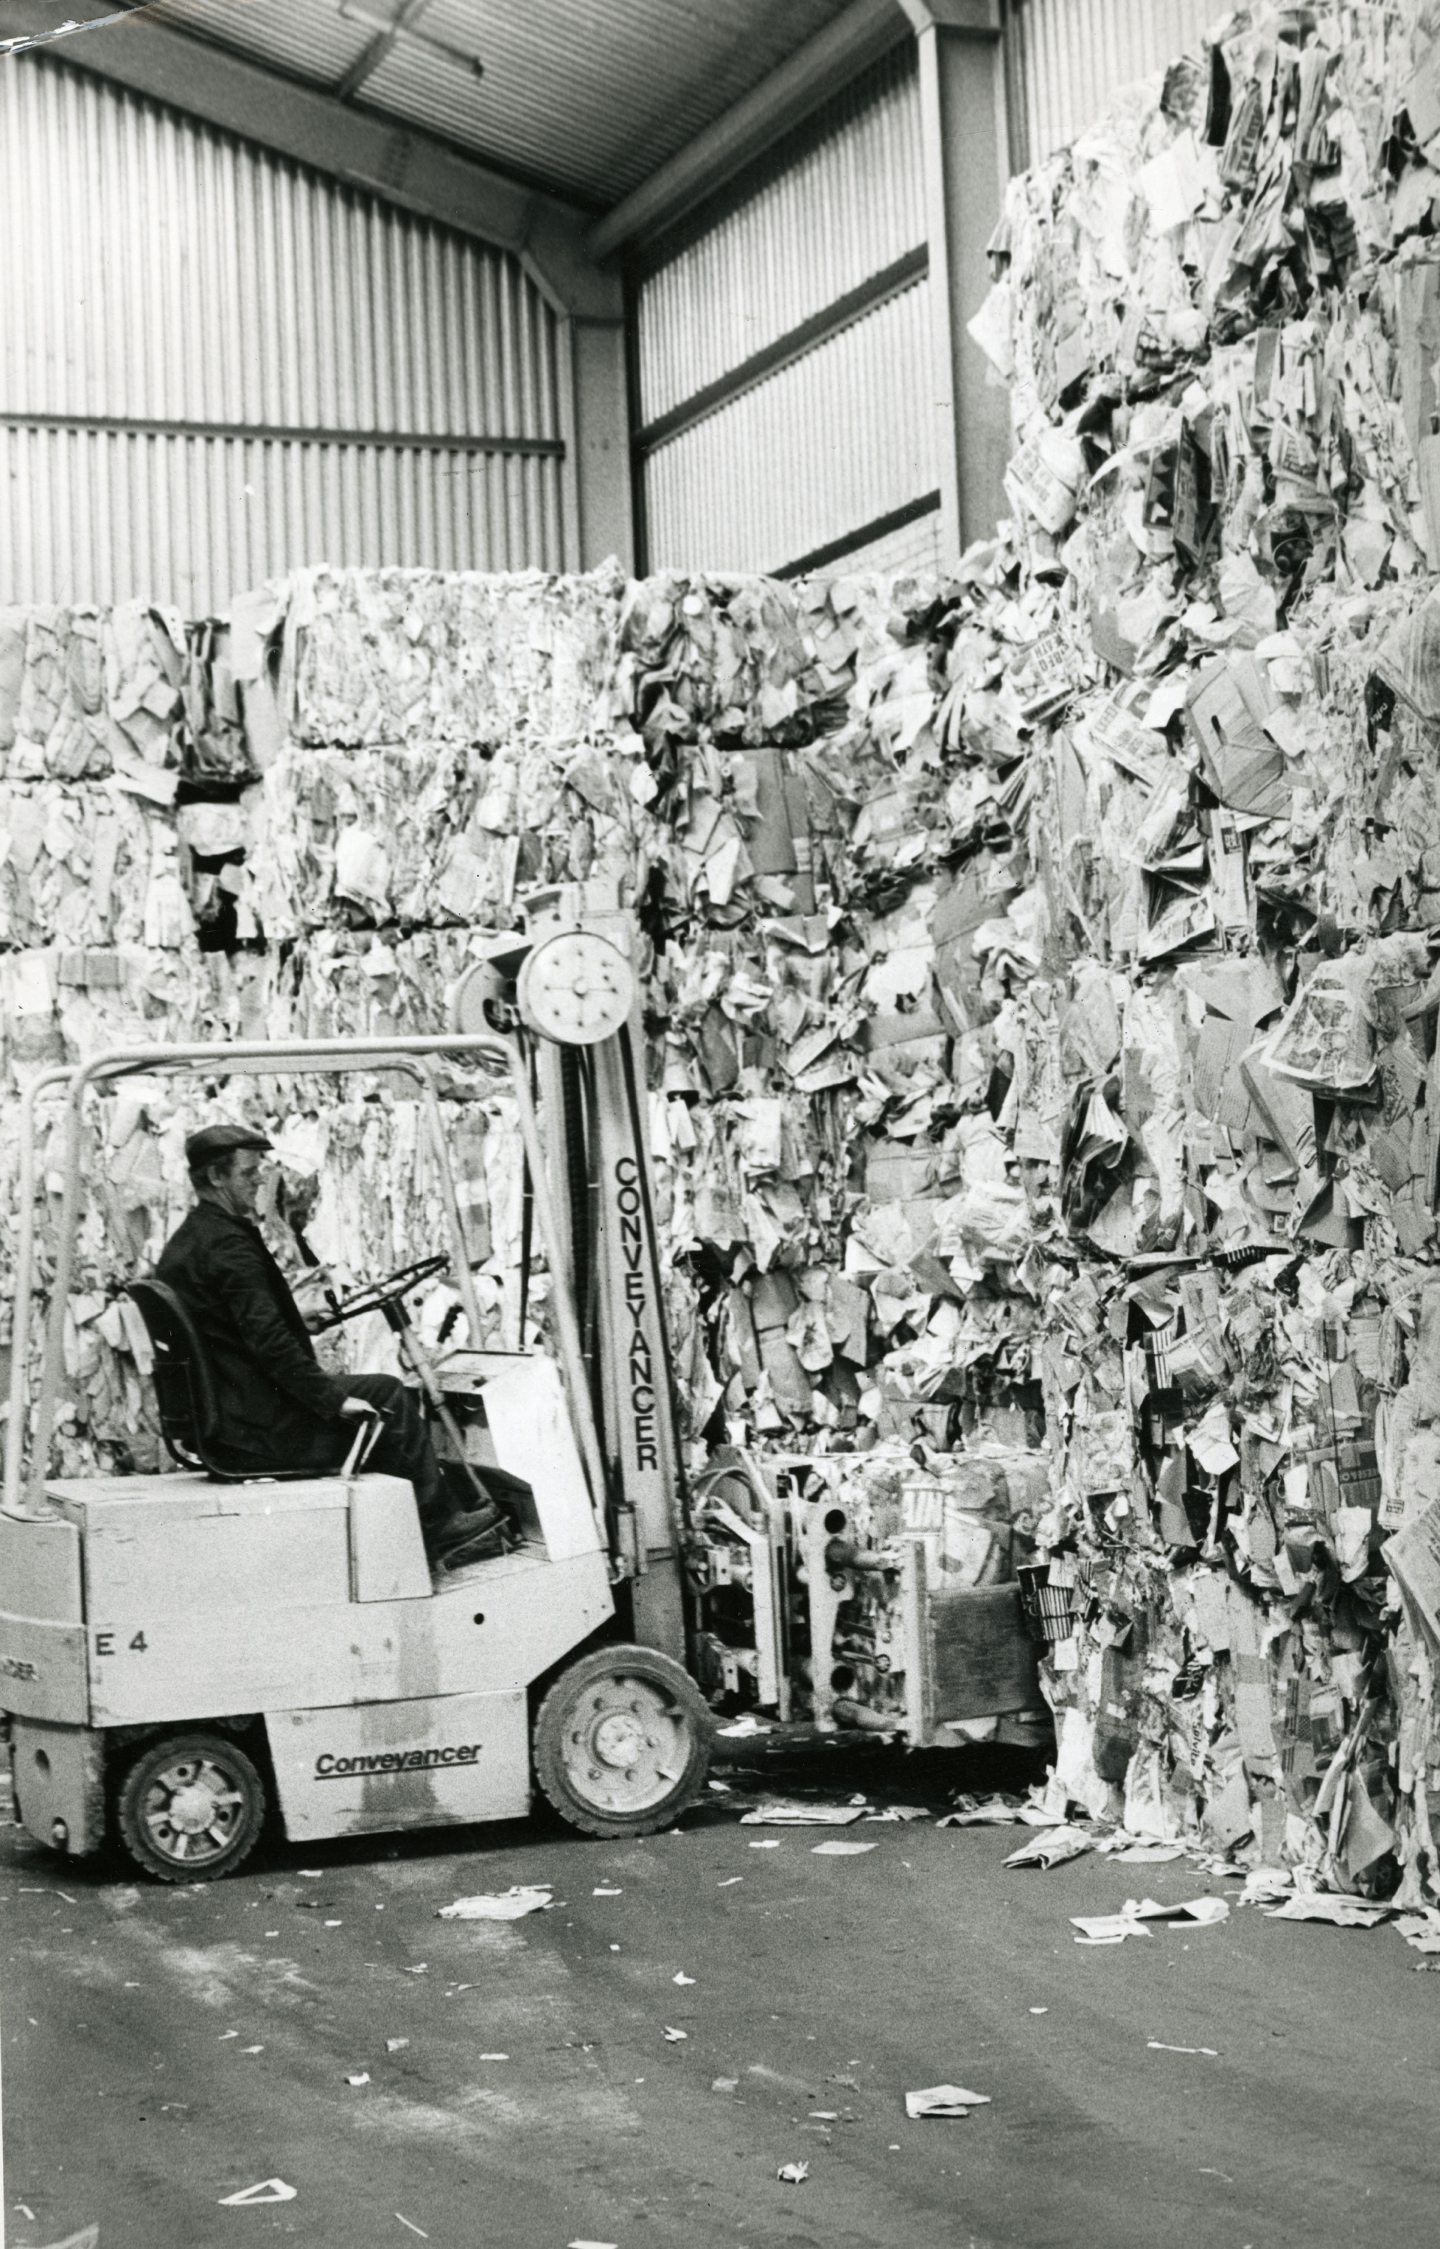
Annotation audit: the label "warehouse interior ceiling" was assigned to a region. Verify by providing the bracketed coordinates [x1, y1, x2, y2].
[0, 0, 1006, 583]
[43, 0, 869, 211]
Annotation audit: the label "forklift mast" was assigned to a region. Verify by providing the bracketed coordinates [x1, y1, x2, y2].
[452, 883, 688, 1664]
[452, 885, 1045, 1747]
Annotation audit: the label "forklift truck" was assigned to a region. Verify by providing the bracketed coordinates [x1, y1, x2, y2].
[0, 884, 1041, 1881]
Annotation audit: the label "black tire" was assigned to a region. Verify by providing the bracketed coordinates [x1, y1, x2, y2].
[117, 1730, 267, 1884]
[533, 1645, 713, 1839]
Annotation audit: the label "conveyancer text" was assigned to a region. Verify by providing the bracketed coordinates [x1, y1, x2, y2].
[615, 1156, 660, 1472]
[314, 1744, 480, 1778]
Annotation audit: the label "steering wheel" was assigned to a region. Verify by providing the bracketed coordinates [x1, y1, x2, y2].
[313, 1253, 450, 1328]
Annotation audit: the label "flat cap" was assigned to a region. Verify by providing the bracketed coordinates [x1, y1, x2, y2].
[185, 1122, 273, 1168]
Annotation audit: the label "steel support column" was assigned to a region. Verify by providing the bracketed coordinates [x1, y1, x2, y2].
[903, 0, 1012, 557]
[566, 319, 635, 572]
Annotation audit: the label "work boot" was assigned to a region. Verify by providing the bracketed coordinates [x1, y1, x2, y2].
[439, 1459, 511, 1520]
[438, 1460, 524, 1546]
[435, 1518, 509, 1572]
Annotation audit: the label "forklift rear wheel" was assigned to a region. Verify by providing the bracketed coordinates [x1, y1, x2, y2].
[533, 1646, 713, 1838]
[117, 1731, 267, 1883]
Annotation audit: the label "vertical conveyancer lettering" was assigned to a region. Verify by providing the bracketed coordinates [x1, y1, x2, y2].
[614, 1158, 660, 1471]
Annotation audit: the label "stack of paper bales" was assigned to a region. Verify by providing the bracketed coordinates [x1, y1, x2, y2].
[17, 0, 1440, 1898]
[926, 0, 1440, 1889]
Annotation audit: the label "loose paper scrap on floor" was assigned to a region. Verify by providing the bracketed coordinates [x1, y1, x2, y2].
[741, 1801, 866, 1826]
[940, 1793, 1028, 1827]
[777, 2162, 810, 2184]
[1072, 1897, 1229, 1944]
[906, 2085, 992, 2118]
[1004, 1825, 1093, 1869]
[1239, 1862, 1395, 1927]
[1260, 1894, 1394, 1927]
[1397, 1910, 1440, 1953]
[437, 1886, 553, 1920]
[1135, 1897, 1230, 1925]
[218, 2179, 298, 2206]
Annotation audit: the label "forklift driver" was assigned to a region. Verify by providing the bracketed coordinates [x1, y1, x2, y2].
[154, 1124, 500, 1565]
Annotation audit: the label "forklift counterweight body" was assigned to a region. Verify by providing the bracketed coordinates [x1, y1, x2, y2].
[266, 1689, 531, 1839]
[11, 1717, 106, 1855]
[1, 1349, 616, 1851]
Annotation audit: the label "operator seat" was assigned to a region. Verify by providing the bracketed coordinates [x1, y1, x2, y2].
[125, 1278, 324, 1483]
[126, 1280, 518, 1572]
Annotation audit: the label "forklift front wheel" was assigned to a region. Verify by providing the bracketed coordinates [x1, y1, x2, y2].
[117, 1731, 268, 1884]
[533, 1646, 713, 1839]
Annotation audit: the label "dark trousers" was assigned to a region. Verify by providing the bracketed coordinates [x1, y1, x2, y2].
[326, 1373, 446, 1529]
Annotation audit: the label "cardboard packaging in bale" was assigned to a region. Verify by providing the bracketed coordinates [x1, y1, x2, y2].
[14, 0, 1440, 1899]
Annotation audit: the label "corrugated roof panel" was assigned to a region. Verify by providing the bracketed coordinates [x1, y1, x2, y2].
[357, 38, 505, 179]
[145, 0, 373, 90]
[139, 0, 857, 206]
[419, 0, 850, 194]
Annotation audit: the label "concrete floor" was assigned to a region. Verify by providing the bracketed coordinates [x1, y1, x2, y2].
[5, 1750, 1440, 2249]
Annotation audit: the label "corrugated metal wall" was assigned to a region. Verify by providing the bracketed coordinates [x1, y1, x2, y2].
[637, 44, 924, 426]
[635, 44, 934, 578]
[645, 280, 934, 583]
[0, 54, 567, 614]
[633, 5, 1229, 576]
[1006, 0, 1221, 169]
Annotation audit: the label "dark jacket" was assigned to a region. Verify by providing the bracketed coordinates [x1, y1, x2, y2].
[155, 1199, 350, 1456]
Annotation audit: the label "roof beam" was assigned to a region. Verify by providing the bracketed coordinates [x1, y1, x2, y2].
[0, 1, 620, 319]
[334, 0, 487, 100]
[895, 0, 1000, 29]
[333, 0, 435, 103]
[587, 0, 913, 261]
